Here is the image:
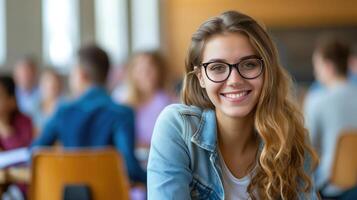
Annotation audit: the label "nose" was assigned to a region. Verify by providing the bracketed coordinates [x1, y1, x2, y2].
[226, 66, 244, 85]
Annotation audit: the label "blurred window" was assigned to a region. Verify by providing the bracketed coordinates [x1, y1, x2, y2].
[131, 0, 160, 52]
[42, 0, 79, 70]
[0, 0, 5, 65]
[95, 0, 129, 64]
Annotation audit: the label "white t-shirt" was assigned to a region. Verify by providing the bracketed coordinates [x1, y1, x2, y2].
[219, 152, 253, 200]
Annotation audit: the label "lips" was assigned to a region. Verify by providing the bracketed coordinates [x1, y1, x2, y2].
[220, 90, 252, 102]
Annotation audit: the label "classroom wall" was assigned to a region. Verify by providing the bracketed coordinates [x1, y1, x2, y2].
[5, 0, 42, 72]
[161, 0, 357, 78]
[2, 0, 357, 79]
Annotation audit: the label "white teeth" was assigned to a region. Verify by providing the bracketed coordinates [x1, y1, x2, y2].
[224, 91, 248, 99]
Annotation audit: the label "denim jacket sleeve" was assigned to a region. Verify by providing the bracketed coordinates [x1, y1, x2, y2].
[148, 105, 193, 200]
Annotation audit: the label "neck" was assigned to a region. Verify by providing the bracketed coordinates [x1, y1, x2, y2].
[137, 89, 156, 106]
[216, 111, 257, 154]
[325, 75, 347, 88]
[74, 82, 93, 98]
[142, 90, 155, 100]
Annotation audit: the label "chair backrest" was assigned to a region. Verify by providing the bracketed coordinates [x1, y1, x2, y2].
[30, 148, 129, 200]
[330, 131, 357, 189]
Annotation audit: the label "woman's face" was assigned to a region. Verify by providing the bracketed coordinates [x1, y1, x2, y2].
[312, 51, 331, 85]
[40, 72, 62, 100]
[197, 32, 264, 119]
[131, 55, 159, 94]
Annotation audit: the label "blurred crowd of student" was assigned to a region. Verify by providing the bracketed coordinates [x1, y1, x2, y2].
[0, 45, 175, 199]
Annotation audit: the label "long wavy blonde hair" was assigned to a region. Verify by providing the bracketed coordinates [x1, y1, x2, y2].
[182, 11, 318, 200]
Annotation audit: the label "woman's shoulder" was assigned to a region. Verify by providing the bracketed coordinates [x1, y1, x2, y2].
[153, 104, 211, 144]
[160, 103, 204, 118]
[153, 104, 204, 134]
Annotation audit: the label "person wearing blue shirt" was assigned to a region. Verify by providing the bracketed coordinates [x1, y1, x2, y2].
[305, 36, 357, 199]
[32, 45, 146, 184]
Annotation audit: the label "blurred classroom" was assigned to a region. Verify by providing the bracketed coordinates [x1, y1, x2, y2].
[0, 0, 356, 200]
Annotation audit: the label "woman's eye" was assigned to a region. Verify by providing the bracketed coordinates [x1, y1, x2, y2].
[242, 61, 258, 69]
[209, 64, 227, 72]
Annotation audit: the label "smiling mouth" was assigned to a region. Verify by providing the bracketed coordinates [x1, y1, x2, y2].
[221, 90, 252, 101]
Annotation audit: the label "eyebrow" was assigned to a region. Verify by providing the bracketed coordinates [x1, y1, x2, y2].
[204, 55, 260, 63]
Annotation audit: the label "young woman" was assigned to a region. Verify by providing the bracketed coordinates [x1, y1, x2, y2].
[123, 52, 172, 147]
[148, 11, 318, 200]
[0, 75, 33, 150]
[0, 75, 33, 199]
[117, 52, 173, 168]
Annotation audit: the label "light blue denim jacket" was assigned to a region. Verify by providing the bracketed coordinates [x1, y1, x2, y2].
[148, 104, 318, 200]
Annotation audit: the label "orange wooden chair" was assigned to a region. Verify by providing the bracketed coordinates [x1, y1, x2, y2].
[330, 131, 357, 189]
[30, 147, 129, 200]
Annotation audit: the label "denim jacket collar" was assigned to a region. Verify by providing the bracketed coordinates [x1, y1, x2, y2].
[191, 108, 218, 152]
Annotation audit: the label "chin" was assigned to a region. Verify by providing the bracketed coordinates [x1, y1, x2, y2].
[219, 106, 254, 119]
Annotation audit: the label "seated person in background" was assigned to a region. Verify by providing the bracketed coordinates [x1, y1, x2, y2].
[304, 36, 357, 198]
[13, 56, 40, 119]
[114, 51, 173, 166]
[0, 75, 33, 151]
[0, 75, 33, 199]
[33, 68, 66, 134]
[32, 45, 146, 184]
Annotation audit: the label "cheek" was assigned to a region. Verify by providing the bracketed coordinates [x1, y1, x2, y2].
[132, 70, 148, 83]
[202, 81, 222, 103]
[251, 78, 264, 103]
[254, 78, 263, 93]
[146, 71, 158, 84]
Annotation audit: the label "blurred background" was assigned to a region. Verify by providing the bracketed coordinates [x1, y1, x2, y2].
[0, 0, 356, 97]
[0, 0, 357, 199]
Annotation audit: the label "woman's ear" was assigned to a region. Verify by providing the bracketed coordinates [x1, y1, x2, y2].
[194, 66, 206, 88]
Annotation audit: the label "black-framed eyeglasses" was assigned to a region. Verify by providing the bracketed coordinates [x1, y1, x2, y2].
[201, 55, 264, 83]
